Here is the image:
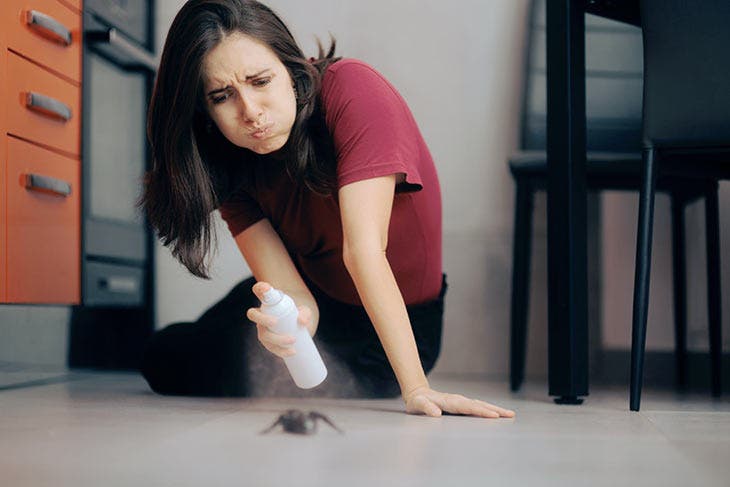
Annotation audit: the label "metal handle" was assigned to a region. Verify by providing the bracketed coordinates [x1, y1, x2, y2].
[98, 276, 139, 294]
[26, 10, 72, 46]
[86, 28, 158, 71]
[23, 173, 72, 197]
[25, 92, 72, 121]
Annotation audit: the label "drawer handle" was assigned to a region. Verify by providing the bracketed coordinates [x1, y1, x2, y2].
[26, 10, 72, 46]
[25, 92, 72, 121]
[98, 276, 139, 294]
[86, 28, 158, 71]
[23, 173, 72, 197]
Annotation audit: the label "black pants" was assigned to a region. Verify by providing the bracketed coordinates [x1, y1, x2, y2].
[140, 275, 447, 398]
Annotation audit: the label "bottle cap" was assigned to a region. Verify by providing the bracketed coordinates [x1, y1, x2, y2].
[261, 287, 283, 305]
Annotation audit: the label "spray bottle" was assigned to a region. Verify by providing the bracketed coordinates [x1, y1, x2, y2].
[260, 286, 328, 389]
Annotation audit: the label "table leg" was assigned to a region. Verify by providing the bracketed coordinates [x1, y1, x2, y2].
[546, 0, 589, 404]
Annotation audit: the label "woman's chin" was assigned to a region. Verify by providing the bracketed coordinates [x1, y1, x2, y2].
[247, 134, 288, 155]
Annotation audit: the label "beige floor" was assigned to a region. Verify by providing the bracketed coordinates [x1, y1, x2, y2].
[1, 370, 728, 487]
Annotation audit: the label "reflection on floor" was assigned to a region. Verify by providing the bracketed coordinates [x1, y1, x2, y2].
[1, 370, 728, 486]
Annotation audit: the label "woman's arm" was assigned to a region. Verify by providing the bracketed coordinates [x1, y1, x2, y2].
[339, 175, 515, 418]
[339, 174, 429, 396]
[235, 218, 318, 337]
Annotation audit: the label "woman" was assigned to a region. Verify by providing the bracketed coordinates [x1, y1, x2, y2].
[140, 0, 514, 419]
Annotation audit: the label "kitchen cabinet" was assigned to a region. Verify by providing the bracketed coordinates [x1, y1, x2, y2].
[1, 0, 82, 303]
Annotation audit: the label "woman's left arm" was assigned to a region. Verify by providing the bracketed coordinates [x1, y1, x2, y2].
[339, 175, 515, 419]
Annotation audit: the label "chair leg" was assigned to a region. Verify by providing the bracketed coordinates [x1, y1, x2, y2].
[510, 181, 534, 392]
[670, 193, 688, 390]
[630, 148, 659, 411]
[705, 182, 722, 397]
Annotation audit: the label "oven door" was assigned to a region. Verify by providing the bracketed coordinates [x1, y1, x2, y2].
[82, 10, 156, 306]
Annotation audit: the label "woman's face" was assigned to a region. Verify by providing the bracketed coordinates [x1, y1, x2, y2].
[202, 32, 297, 155]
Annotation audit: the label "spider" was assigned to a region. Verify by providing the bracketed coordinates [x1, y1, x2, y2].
[260, 409, 344, 435]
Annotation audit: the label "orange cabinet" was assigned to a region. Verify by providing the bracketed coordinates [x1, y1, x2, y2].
[1, 0, 82, 304]
[6, 51, 81, 156]
[6, 137, 80, 303]
[4, 0, 82, 83]
[1, 12, 7, 301]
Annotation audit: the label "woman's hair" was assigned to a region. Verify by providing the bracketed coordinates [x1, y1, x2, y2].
[141, 0, 340, 278]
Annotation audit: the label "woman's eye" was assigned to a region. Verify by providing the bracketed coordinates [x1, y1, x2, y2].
[253, 78, 271, 87]
[211, 93, 229, 104]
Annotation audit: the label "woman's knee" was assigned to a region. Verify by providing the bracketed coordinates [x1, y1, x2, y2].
[139, 322, 195, 395]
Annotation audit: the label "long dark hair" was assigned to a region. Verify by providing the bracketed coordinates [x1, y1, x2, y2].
[141, 0, 340, 278]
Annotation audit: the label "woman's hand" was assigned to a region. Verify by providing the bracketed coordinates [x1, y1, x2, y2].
[246, 281, 314, 359]
[404, 386, 516, 419]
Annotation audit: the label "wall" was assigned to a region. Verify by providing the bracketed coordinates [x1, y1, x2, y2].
[602, 190, 730, 354]
[3, 0, 726, 378]
[153, 0, 533, 379]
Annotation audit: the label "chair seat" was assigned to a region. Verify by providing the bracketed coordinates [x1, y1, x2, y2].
[508, 150, 710, 196]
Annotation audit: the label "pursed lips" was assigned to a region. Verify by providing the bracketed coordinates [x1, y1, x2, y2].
[250, 123, 273, 137]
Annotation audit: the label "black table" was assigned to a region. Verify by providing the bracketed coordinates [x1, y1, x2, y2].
[545, 0, 640, 404]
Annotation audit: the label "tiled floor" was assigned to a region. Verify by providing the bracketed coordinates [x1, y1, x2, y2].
[0, 371, 728, 486]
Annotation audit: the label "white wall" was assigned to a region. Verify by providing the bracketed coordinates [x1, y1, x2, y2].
[602, 188, 730, 353]
[154, 0, 533, 378]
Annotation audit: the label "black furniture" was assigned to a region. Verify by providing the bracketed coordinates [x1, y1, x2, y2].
[509, 2, 709, 396]
[510, 154, 713, 394]
[511, 1, 645, 400]
[629, 0, 729, 411]
[544, 0, 641, 404]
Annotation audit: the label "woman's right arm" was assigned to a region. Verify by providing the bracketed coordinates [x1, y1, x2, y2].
[235, 219, 319, 338]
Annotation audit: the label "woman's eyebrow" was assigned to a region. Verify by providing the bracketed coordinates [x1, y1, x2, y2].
[206, 69, 272, 96]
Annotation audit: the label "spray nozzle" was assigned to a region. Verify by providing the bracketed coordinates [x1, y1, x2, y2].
[261, 287, 284, 305]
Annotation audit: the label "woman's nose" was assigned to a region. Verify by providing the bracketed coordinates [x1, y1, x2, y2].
[236, 88, 264, 123]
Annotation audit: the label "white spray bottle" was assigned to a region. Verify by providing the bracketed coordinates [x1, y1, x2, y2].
[260, 286, 328, 389]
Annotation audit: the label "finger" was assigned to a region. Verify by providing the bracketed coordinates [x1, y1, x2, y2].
[407, 395, 442, 417]
[257, 324, 296, 348]
[246, 307, 277, 329]
[440, 395, 499, 418]
[251, 281, 272, 301]
[474, 400, 516, 418]
[297, 306, 312, 327]
[256, 326, 297, 358]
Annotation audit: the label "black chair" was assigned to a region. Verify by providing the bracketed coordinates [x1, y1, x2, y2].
[509, 154, 710, 393]
[509, 0, 720, 398]
[510, 1, 645, 392]
[629, 0, 730, 411]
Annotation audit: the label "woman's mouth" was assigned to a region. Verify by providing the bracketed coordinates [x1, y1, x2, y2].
[250, 125, 272, 139]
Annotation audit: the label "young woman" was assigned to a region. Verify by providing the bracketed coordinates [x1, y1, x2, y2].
[140, 0, 514, 419]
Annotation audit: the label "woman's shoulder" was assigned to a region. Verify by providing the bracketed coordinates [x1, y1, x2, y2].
[321, 58, 398, 104]
[324, 57, 376, 74]
[322, 58, 391, 89]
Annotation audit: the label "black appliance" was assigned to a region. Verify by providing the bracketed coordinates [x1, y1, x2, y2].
[69, 0, 157, 369]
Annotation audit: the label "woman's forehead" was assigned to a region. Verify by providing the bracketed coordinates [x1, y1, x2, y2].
[202, 32, 279, 85]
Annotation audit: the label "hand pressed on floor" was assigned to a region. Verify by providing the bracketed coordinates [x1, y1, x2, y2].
[404, 386, 515, 419]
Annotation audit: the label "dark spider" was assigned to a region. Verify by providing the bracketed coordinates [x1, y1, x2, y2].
[260, 409, 344, 435]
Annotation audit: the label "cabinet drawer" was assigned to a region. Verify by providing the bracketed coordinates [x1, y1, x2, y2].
[6, 51, 80, 156]
[0, 141, 6, 302]
[4, 0, 82, 83]
[59, 0, 82, 14]
[84, 262, 144, 307]
[6, 136, 80, 304]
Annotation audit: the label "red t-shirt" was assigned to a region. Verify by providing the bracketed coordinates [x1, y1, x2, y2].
[219, 58, 442, 305]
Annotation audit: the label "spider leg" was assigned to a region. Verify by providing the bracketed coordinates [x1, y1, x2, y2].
[309, 412, 344, 434]
[259, 417, 283, 435]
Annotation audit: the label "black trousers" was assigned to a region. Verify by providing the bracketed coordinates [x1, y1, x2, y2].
[140, 274, 447, 398]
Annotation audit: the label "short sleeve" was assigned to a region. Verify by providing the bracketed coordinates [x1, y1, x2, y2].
[321, 60, 423, 192]
[218, 187, 265, 237]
